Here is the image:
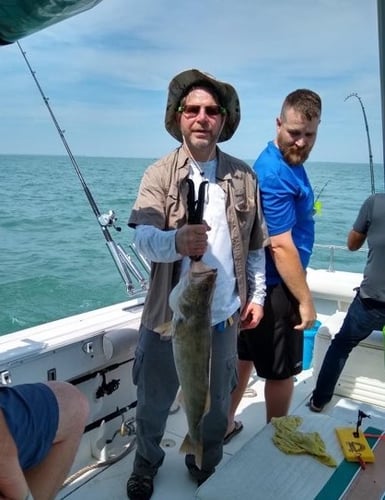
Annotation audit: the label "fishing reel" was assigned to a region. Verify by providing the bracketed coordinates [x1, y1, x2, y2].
[98, 210, 121, 232]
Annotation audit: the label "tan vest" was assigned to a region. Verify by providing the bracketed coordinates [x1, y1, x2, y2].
[128, 147, 268, 331]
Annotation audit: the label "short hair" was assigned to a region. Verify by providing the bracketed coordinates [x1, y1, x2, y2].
[281, 89, 322, 121]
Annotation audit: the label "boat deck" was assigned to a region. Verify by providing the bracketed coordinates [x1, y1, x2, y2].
[58, 368, 385, 499]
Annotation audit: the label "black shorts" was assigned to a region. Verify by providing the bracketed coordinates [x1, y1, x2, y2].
[238, 282, 303, 379]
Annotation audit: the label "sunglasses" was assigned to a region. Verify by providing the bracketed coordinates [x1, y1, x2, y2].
[177, 105, 227, 118]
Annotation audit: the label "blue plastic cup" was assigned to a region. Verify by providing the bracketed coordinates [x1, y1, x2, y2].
[303, 320, 322, 370]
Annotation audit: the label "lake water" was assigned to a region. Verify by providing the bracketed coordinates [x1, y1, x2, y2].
[1, 154, 384, 335]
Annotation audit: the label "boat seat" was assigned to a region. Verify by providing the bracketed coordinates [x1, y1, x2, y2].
[102, 327, 139, 361]
[313, 312, 385, 407]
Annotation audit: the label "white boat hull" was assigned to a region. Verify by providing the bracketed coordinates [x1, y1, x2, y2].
[1, 268, 385, 499]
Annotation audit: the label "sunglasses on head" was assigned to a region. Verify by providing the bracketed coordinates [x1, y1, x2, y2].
[177, 104, 227, 118]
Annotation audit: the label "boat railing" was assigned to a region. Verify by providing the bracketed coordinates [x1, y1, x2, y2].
[114, 242, 366, 292]
[311, 243, 367, 273]
[108, 242, 150, 296]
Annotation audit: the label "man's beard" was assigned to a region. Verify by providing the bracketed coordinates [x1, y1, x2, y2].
[278, 140, 310, 166]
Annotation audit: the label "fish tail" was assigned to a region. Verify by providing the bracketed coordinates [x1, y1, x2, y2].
[180, 435, 204, 470]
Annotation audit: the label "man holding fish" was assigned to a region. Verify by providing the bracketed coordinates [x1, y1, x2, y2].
[126, 69, 268, 500]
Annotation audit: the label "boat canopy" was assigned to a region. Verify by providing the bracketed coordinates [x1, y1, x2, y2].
[0, 0, 103, 45]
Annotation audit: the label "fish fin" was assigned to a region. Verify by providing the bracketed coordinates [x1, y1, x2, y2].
[153, 321, 172, 336]
[203, 356, 212, 415]
[176, 387, 185, 408]
[204, 390, 211, 415]
[194, 442, 204, 469]
[179, 433, 195, 456]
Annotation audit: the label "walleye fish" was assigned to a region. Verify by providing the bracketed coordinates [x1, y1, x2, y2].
[169, 259, 217, 468]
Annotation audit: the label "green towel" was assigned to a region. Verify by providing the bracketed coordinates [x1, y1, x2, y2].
[271, 415, 337, 467]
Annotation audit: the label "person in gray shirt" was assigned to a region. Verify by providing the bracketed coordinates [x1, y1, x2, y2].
[309, 193, 385, 412]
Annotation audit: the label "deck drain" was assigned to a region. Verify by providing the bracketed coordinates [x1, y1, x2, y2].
[161, 438, 176, 448]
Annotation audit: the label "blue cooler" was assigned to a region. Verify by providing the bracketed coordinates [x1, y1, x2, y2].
[303, 320, 321, 369]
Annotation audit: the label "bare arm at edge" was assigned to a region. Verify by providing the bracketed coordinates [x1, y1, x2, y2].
[0, 410, 29, 500]
[347, 229, 366, 251]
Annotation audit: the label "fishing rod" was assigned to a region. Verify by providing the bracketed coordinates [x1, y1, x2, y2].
[313, 179, 330, 215]
[314, 179, 330, 203]
[17, 42, 149, 295]
[345, 93, 375, 195]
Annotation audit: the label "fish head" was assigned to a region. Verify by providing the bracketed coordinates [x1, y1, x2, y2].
[169, 261, 217, 317]
[188, 267, 217, 307]
[181, 261, 217, 313]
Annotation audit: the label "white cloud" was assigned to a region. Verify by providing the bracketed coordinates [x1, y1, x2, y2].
[0, 0, 383, 163]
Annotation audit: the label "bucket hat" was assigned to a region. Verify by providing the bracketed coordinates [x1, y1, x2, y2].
[165, 69, 241, 143]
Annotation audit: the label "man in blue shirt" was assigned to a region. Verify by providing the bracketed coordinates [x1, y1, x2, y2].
[226, 89, 321, 436]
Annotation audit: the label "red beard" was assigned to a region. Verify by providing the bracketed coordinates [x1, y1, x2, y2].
[280, 143, 310, 166]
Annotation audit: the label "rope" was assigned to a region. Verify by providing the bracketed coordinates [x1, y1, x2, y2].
[61, 437, 136, 489]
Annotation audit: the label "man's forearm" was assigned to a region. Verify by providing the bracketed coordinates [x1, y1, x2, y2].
[134, 225, 180, 262]
[272, 246, 312, 304]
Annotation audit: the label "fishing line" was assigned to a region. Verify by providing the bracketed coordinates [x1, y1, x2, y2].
[345, 93, 376, 195]
[313, 179, 330, 215]
[16, 42, 148, 294]
[314, 179, 330, 202]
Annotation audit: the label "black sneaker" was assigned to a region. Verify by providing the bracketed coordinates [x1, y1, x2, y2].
[185, 454, 214, 486]
[126, 473, 154, 500]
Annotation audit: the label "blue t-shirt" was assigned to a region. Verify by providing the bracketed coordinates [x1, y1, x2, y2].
[253, 141, 315, 285]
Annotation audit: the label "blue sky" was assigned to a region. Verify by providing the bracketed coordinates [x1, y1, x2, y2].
[0, 0, 383, 164]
